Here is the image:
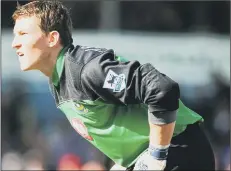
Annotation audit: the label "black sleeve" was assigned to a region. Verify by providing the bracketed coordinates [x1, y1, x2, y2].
[81, 50, 180, 124]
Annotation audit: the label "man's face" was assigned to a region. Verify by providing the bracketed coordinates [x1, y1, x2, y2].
[12, 15, 50, 71]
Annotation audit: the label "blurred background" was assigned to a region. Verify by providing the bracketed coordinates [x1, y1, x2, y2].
[1, 0, 230, 170]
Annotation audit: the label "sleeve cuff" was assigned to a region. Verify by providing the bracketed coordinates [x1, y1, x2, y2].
[148, 110, 177, 125]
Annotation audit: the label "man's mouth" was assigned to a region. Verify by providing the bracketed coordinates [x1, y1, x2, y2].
[17, 52, 24, 57]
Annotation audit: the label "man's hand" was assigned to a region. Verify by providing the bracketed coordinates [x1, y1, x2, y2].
[134, 145, 169, 171]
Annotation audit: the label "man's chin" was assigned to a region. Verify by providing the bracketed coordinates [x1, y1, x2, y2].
[20, 65, 33, 71]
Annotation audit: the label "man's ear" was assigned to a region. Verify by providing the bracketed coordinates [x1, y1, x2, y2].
[48, 31, 60, 47]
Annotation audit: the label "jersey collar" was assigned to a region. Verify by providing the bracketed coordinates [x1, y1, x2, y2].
[51, 46, 69, 87]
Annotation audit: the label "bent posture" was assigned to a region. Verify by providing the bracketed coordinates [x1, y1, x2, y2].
[12, 1, 215, 170]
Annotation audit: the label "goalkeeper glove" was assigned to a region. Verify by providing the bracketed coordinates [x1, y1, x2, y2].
[134, 144, 169, 170]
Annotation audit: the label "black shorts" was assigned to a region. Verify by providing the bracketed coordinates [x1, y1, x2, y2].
[127, 122, 215, 171]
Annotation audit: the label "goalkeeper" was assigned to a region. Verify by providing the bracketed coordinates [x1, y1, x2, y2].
[11, 1, 215, 170]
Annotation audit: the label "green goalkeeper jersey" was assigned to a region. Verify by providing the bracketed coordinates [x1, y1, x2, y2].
[49, 45, 203, 167]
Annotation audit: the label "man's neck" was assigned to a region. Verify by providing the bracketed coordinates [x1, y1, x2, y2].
[40, 45, 64, 78]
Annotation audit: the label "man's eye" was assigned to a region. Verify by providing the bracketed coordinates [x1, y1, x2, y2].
[20, 32, 27, 35]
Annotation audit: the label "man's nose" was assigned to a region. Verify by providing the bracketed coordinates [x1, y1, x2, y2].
[12, 37, 21, 49]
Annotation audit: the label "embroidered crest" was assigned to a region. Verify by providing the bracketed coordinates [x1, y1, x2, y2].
[103, 70, 126, 92]
[72, 102, 88, 114]
[71, 118, 93, 141]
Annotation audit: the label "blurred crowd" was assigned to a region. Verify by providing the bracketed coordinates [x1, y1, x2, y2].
[2, 0, 230, 170]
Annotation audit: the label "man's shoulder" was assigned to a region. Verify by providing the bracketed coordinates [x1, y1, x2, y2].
[78, 45, 109, 53]
[66, 44, 114, 64]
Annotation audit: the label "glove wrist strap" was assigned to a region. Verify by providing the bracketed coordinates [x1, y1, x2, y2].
[148, 144, 170, 160]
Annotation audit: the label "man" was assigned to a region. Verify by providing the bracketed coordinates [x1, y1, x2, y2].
[11, 1, 215, 170]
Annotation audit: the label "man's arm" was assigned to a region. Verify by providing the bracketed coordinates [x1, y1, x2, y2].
[149, 121, 175, 147]
[81, 50, 180, 169]
[132, 122, 175, 170]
